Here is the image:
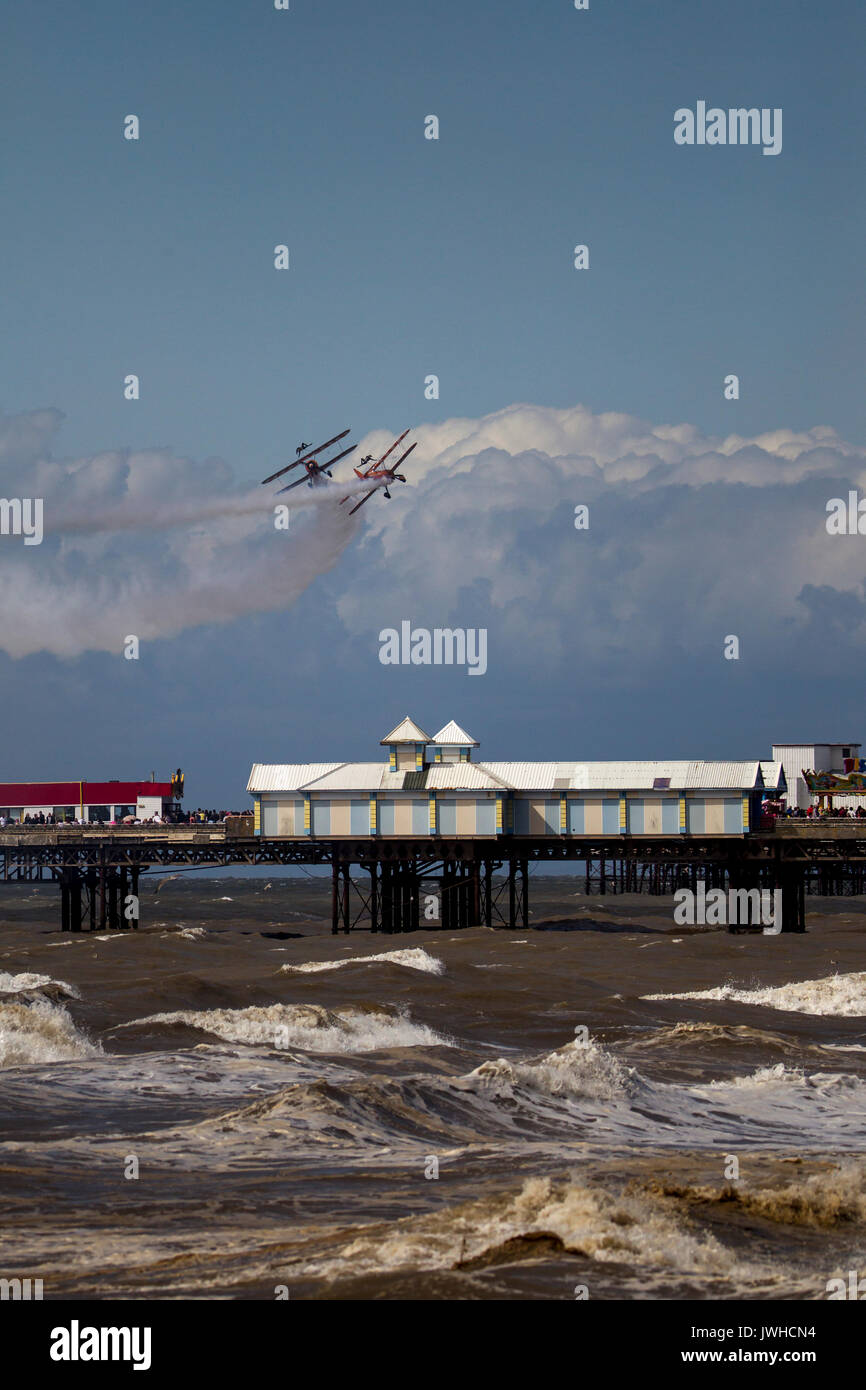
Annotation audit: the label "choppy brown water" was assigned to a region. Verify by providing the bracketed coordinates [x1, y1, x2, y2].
[1, 877, 865, 1300]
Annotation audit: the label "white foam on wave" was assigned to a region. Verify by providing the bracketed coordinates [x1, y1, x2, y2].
[461, 1038, 639, 1104]
[644, 971, 866, 1017]
[280, 947, 444, 976]
[119, 1001, 452, 1054]
[452, 1036, 866, 1152]
[718, 1062, 863, 1094]
[0, 970, 79, 997]
[305, 1175, 757, 1283]
[0, 997, 102, 1068]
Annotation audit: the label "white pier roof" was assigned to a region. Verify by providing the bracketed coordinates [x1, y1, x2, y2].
[431, 720, 479, 747]
[247, 763, 343, 793]
[381, 716, 431, 744]
[759, 761, 786, 791]
[248, 757, 765, 796]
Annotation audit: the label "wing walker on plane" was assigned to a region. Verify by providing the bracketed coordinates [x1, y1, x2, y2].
[261, 430, 358, 494]
[339, 428, 418, 516]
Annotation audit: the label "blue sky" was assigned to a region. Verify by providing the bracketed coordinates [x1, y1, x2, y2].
[1, 0, 864, 804]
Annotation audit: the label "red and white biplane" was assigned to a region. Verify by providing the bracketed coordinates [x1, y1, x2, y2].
[261, 429, 357, 494]
[340, 429, 417, 516]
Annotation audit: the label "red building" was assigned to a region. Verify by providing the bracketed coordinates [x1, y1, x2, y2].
[0, 779, 177, 823]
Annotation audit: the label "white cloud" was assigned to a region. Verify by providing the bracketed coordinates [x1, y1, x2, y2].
[1, 401, 865, 677]
[338, 402, 866, 677]
[0, 409, 359, 658]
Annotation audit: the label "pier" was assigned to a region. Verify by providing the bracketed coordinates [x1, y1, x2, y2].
[2, 820, 866, 933]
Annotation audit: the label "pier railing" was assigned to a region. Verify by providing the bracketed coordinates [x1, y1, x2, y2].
[765, 818, 866, 836]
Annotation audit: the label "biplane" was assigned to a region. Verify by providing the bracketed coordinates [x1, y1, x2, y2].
[340, 429, 417, 516]
[261, 429, 357, 494]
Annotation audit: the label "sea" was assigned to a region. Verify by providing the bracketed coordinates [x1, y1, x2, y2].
[1, 876, 864, 1301]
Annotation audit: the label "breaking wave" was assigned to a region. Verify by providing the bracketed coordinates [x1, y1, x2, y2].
[0, 997, 101, 1068]
[449, 1042, 866, 1152]
[644, 971, 866, 1017]
[460, 1038, 641, 1104]
[117, 1002, 452, 1054]
[300, 1175, 761, 1283]
[0, 970, 78, 998]
[642, 1162, 866, 1228]
[280, 948, 444, 976]
[718, 1061, 863, 1093]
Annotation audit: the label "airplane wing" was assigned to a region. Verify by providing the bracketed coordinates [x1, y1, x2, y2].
[348, 488, 379, 517]
[263, 457, 304, 485]
[321, 443, 357, 471]
[277, 443, 359, 494]
[361, 428, 410, 477]
[262, 428, 351, 484]
[341, 444, 415, 507]
[277, 474, 313, 494]
[390, 441, 417, 473]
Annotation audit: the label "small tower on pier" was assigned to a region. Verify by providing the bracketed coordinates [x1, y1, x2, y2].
[429, 720, 479, 764]
[380, 715, 432, 772]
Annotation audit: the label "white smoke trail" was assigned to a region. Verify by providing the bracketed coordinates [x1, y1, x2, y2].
[49, 477, 370, 536]
[0, 502, 361, 658]
[0, 412, 376, 657]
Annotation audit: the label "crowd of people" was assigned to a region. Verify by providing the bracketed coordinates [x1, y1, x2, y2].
[0, 807, 250, 828]
[766, 802, 866, 819]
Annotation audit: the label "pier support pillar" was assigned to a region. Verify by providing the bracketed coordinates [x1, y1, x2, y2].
[70, 872, 82, 932]
[776, 865, 806, 933]
[382, 861, 393, 934]
[330, 861, 353, 934]
[470, 860, 481, 927]
[483, 860, 493, 928]
[369, 861, 379, 934]
[107, 873, 119, 931]
[341, 863, 351, 934]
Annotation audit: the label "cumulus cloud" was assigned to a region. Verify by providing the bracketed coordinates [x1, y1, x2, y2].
[0, 409, 360, 658]
[1, 402, 864, 678]
[335, 403, 866, 679]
